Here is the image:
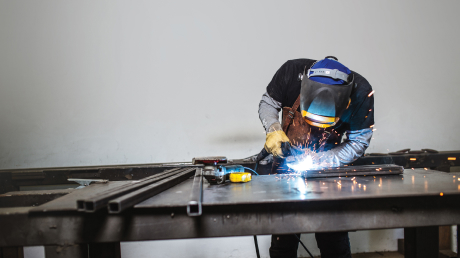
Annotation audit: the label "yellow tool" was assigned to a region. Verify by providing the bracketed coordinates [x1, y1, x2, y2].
[192, 157, 253, 184]
[229, 172, 252, 183]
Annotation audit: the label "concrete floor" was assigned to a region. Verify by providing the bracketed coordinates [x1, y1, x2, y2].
[313, 252, 403, 258]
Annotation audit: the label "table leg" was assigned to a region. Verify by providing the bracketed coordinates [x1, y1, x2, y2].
[88, 242, 121, 258]
[457, 225, 459, 258]
[404, 226, 439, 258]
[0, 247, 24, 258]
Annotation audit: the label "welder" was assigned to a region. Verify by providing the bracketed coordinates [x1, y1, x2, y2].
[258, 56, 374, 258]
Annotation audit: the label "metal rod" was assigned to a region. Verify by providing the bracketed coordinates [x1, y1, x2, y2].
[301, 164, 403, 178]
[187, 168, 203, 216]
[80, 167, 185, 212]
[457, 224, 459, 258]
[253, 235, 260, 258]
[108, 168, 196, 213]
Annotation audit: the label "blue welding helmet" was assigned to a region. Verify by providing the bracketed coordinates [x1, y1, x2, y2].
[300, 56, 354, 128]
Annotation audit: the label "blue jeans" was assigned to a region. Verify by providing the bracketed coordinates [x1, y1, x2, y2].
[269, 232, 351, 258]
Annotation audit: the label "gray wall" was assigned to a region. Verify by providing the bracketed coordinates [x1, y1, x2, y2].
[1, 1, 459, 257]
[2, 0, 459, 169]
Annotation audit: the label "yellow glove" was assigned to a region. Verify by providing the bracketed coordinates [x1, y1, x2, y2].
[264, 130, 290, 158]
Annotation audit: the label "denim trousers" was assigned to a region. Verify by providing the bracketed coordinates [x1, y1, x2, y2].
[269, 232, 351, 258]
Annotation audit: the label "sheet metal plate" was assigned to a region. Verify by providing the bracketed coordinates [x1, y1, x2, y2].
[136, 169, 460, 208]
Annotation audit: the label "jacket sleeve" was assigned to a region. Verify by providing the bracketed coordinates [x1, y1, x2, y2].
[310, 128, 373, 167]
[258, 92, 283, 132]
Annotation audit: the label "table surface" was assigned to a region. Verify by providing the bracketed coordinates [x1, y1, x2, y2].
[1, 168, 460, 247]
[136, 168, 460, 208]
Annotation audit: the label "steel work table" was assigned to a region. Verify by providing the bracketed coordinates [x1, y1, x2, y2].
[1, 169, 459, 257]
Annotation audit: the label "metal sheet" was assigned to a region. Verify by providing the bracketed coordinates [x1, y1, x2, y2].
[0, 189, 74, 208]
[136, 169, 460, 208]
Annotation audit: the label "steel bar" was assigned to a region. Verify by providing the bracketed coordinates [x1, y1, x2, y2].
[187, 168, 203, 216]
[301, 164, 403, 178]
[108, 168, 196, 213]
[80, 168, 185, 212]
[76, 168, 182, 211]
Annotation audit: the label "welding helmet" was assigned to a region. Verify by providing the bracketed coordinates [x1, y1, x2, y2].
[300, 56, 354, 128]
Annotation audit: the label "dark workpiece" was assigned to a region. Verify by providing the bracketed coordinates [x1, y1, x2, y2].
[258, 57, 374, 257]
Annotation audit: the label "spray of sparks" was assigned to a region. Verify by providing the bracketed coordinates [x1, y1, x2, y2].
[285, 129, 338, 172]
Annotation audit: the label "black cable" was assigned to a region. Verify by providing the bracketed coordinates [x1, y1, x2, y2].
[253, 235, 260, 258]
[294, 234, 314, 258]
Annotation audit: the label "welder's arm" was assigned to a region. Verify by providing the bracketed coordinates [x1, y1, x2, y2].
[258, 92, 291, 157]
[312, 128, 373, 167]
[258, 92, 282, 132]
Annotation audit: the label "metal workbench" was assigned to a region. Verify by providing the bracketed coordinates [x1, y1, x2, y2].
[0, 168, 459, 258]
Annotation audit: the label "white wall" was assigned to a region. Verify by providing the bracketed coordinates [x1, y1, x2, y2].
[2, 1, 459, 257]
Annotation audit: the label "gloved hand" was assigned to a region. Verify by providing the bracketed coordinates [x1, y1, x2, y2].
[264, 123, 290, 158]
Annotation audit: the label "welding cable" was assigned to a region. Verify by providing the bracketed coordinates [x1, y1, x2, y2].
[253, 235, 261, 258]
[243, 167, 259, 175]
[294, 234, 314, 258]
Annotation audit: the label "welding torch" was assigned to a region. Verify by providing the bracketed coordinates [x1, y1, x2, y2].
[254, 142, 304, 172]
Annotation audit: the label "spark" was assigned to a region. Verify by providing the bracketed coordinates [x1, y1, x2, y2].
[440, 192, 444, 196]
[424, 168, 428, 170]
[368, 90, 375, 97]
[370, 125, 374, 128]
[372, 129, 377, 131]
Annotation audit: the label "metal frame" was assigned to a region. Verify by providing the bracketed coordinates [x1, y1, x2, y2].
[1, 195, 459, 247]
